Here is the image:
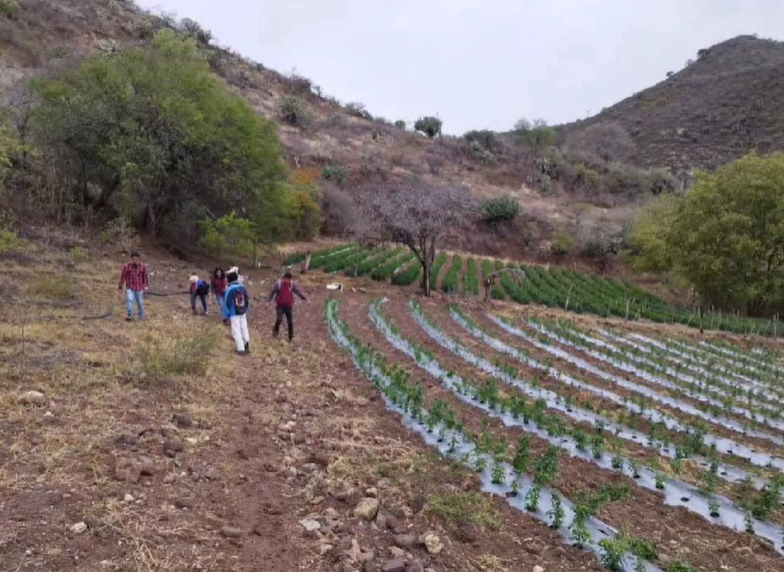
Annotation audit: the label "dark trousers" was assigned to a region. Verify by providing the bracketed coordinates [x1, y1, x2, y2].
[191, 291, 208, 313]
[273, 305, 294, 341]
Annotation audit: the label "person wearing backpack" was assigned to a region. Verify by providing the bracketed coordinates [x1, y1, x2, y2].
[223, 268, 251, 354]
[268, 272, 309, 342]
[189, 275, 210, 316]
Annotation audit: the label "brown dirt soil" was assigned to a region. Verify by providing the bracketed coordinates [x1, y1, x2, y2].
[0, 238, 613, 572]
[346, 296, 784, 572]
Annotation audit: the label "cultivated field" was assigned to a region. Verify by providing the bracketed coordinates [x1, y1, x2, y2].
[291, 245, 780, 336]
[2, 234, 783, 572]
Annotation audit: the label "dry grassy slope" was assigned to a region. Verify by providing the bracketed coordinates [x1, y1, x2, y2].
[0, 0, 635, 248]
[0, 0, 535, 197]
[559, 35, 784, 174]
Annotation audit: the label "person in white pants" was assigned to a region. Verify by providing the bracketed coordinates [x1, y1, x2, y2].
[222, 267, 251, 355]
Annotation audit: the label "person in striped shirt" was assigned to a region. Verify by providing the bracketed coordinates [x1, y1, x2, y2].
[118, 251, 149, 320]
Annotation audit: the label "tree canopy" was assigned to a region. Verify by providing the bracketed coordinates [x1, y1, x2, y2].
[31, 29, 290, 242]
[628, 152, 784, 314]
[513, 118, 557, 153]
[358, 184, 470, 296]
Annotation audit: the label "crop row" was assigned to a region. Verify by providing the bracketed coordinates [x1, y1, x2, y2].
[295, 245, 777, 335]
[327, 298, 667, 571]
[376, 301, 784, 549]
[489, 313, 784, 477]
[532, 318, 784, 431]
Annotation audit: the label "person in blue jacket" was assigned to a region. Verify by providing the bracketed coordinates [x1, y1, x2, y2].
[189, 275, 210, 315]
[222, 267, 251, 354]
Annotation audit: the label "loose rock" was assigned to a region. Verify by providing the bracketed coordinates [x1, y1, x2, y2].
[420, 532, 443, 555]
[393, 534, 418, 549]
[114, 433, 138, 446]
[533, 566, 545, 572]
[139, 456, 155, 476]
[354, 497, 379, 520]
[220, 526, 242, 539]
[114, 457, 141, 483]
[123, 494, 134, 503]
[18, 390, 46, 407]
[163, 439, 183, 457]
[406, 561, 424, 572]
[389, 547, 406, 559]
[382, 559, 407, 572]
[299, 519, 321, 533]
[70, 522, 87, 534]
[173, 413, 193, 428]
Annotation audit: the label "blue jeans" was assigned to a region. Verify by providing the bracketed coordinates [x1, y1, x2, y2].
[215, 293, 225, 311]
[191, 291, 208, 314]
[126, 289, 145, 318]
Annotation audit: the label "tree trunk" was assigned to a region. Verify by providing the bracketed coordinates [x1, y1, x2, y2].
[422, 259, 431, 296]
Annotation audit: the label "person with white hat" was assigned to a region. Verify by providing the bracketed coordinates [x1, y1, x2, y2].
[189, 275, 210, 316]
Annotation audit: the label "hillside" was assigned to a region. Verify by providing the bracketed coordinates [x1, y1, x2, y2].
[1, 0, 782, 265]
[560, 35, 784, 175]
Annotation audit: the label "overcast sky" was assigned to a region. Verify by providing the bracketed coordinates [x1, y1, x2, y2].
[136, 0, 783, 134]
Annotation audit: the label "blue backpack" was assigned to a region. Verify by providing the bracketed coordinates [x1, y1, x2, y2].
[196, 280, 209, 296]
[232, 286, 248, 315]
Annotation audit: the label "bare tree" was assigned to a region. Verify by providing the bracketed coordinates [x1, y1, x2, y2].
[358, 184, 470, 296]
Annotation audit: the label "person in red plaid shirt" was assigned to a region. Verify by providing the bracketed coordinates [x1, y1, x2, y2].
[118, 251, 149, 320]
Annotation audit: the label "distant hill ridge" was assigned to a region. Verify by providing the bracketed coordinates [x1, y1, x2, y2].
[559, 35, 784, 174]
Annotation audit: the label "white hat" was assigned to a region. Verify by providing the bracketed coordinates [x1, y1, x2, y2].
[189, 275, 199, 284]
[228, 266, 239, 275]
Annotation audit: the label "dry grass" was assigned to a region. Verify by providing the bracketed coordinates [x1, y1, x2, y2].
[0, 246, 252, 568]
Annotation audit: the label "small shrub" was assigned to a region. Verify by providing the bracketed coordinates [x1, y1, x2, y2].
[177, 18, 212, 44]
[463, 129, 500, 152]
[479, 197, 520, 226]
[277, 96, 311, 127]
[345, 102, 372, 120]
[100, 218, 139, 250]
[550, 231, 574, 256]
[426, 492, 501, 530]
[70, 246, 90, 264]
[135, 329, 217, 383]
[0, 0, 19, 17]
[322, 165, 347, 187]
[0, 229, 25, 254]
[30, 276, 76, 300]
[414, 116, 442, 138]
[467, 140, 494, 164]
[394, 120, 406, 130]
[286, 71, 312, 95]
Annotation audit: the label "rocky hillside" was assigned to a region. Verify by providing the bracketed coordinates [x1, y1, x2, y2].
[0, 0, 538, 198]
[1, 0, 781, 261]
[559, 35, 784, 175]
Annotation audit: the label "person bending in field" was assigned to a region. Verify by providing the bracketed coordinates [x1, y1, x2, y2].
[268, 272, 309, 342]
[189, 275, 210, 316]
[223, 268, 251, 355]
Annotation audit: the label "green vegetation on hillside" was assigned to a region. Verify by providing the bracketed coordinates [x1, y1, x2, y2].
[27, 29, 292, 247]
